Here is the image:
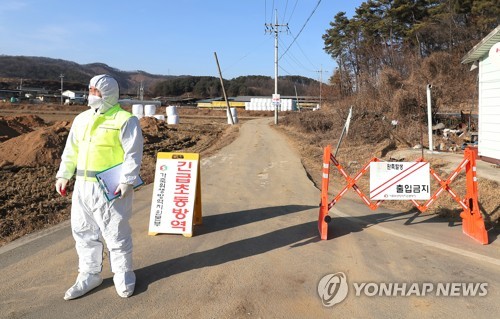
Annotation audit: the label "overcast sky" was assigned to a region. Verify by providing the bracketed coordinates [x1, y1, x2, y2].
[0, 0, 362, 80]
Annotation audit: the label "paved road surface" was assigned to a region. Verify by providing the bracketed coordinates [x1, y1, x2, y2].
[1, 118, 499, 318]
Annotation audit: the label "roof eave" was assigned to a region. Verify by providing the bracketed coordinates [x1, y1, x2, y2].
[461, 25, 500, 64]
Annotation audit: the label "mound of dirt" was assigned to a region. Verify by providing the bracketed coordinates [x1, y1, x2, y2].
[140, 116, 160, 134]
[0, 121, 70, 167]
[140, 116, 165, 143]
[0, 115, 46, 142]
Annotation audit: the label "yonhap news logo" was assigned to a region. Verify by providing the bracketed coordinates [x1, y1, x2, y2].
[317, 272, 349, 307]
[318, 272, 488, 307]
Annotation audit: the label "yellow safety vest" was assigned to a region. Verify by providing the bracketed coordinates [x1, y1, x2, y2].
[74, 104, 132, 181]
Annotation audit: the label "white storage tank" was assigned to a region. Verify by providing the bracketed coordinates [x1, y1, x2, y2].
[167, 115, 179, 125]
[132, 104, 144, 118]
[144, 104, 156, 117]
[166, 105, 178, 116]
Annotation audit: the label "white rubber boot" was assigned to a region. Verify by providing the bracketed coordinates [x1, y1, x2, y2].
[113, 271, 136, 298]
[64, 273, 103, 300]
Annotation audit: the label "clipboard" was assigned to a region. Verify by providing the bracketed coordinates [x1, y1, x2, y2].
[95, 163, 144, 202]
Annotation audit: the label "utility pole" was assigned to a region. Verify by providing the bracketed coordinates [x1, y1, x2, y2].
[139, 81, 144, 101]
[294, 85, 300, 112]
[265, 9, 288, 125]
[18, 78, 23, 101]
[59, 74, 64, 105]
[315, 65, 329, 109]
[214, 52, 234, 125]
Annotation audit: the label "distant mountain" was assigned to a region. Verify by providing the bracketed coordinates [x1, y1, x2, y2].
[0, 55, 175, 94]
[0, 55, 320, 98]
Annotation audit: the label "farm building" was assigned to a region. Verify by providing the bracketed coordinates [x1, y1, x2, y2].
[62, 90, 86, 100]
[462, 25, 500, 165]
[62, 90, 86, 104]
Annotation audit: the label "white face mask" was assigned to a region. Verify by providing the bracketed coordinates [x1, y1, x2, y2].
[88, 94, 104, 110]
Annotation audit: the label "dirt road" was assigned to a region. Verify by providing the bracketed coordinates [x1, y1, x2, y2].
[1, 118, 499, 318]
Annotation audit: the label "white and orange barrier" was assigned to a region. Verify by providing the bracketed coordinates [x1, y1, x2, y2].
[318, 146, 488, 244]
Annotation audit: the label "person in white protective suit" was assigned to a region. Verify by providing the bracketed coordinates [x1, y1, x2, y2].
[55, 74, 143, 300]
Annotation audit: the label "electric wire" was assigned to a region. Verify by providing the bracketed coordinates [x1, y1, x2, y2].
[286, 0, 299, 24]
[264, 0, 267, 24]
[288, 30, 318, 70]
[279, 0, 322, 61]
[282, 0, 289, 23]
[279, 64, 292, 76]
[263, 0, 327, 79]
[221, 34, 274, 75]
[278, 37, 314, 74]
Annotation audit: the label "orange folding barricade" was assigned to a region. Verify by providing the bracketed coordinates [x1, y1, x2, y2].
[318, 146, 488, 245]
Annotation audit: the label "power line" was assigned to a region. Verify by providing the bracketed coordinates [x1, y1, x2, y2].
[279, 64, 292, 76]
[287, 30, 318, 70]
[282, 0, 289, 22]
[264, 0, 267, 24]
[221, 34, 273, 75]
[286, 0, 299, 24]
[279, 0, 322, 61]
[278, 37, 313, 73]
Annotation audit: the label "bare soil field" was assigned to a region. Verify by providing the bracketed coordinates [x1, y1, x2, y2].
[1, 103, 498, 247]
[0, 103, 248, 246]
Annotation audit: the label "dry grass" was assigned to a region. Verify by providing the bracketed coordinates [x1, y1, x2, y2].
[277, 108, 499, 230]
[277, 50, 496, 229]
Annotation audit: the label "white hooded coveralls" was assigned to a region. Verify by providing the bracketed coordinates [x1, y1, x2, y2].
[56, 74, 143, 275]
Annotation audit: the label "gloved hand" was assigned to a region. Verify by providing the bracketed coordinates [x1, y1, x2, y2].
[55, 178, 69, 197]
[114, 183, 133, 199]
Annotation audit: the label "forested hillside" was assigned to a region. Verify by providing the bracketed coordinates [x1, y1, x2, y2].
[151, 75, 318, 98]
[280, 0, 500, 174]
[321, 0, 499, 115]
